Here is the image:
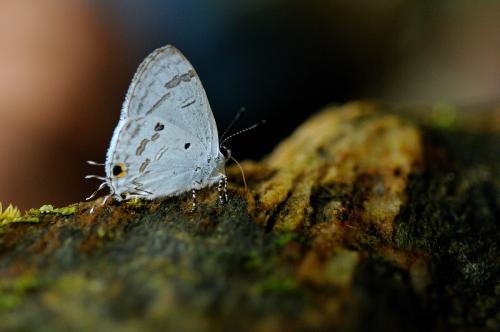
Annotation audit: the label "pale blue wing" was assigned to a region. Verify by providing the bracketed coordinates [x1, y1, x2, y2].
[120, 45, 219, 156]
[104, 45, 225, 198]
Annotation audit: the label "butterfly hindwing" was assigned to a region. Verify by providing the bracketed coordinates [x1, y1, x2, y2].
[108, 115, 209, 197]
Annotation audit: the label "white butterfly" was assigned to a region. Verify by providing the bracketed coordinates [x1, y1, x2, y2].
[87, 45, 228, 210]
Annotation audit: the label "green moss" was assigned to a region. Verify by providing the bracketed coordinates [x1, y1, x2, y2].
[253, 275, 300, 296]
[0, 116, 496, 331]
[28, 204, 75, 217]
[11, 216, 39, 223]
[243, 249, 264, 271]
[0, 203, 21, 226]
[394, 129, 500, 329]
[0, 203, 39, 226]
[125, 198, 146, 209]
[273, 232, 297, 247]
[0, 273, 40, 312]
[428, 103, 457, 129]
[96, 226, 107, 238]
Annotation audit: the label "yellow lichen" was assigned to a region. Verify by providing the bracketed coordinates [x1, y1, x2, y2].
[251, 102, 423, 236]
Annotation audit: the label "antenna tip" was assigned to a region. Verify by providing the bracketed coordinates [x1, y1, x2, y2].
[87, 160, 104, 166]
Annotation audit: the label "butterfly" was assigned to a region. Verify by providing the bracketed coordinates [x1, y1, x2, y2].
[86, 45, 228, 211]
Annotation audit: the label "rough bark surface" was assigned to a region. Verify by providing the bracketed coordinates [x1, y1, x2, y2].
[0, 102, 498, 331]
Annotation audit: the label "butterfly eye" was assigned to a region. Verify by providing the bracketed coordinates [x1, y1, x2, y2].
[112, 163, 127, 178]
[184, 143, 191, 149]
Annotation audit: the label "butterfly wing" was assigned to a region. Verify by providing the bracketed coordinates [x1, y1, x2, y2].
[105, 45, 223, 198]
[107, 115, 214, 198]
[122, 45, 219, 155]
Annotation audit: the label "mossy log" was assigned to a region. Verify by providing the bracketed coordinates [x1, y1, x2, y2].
[0, 103, 498, 331]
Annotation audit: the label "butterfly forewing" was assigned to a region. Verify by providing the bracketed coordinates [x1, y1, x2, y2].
[122, 45, 219, 154]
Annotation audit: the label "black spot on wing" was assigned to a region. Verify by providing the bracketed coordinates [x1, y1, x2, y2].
[113, 165, 122, 176]
[154, 123, 165, 131]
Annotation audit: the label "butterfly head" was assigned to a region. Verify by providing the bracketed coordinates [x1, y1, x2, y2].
[220, 144, 232, 163]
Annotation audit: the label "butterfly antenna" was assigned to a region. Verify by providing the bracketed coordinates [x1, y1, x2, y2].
[230, 156, 247, 191]
[87, 160, 105, 166]
[220, 107, 246, 142]
[220, 120, 266, 147]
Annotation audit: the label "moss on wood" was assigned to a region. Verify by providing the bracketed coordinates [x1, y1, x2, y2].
[0, 102, 498, 331]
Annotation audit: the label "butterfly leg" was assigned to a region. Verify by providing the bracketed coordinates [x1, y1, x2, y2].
[191, 187, 197, 212]
[217, 177, 224, 204]
[223, 175, 228, 203]
[89, 194, 111, 214]
[218, 175, 228, 205]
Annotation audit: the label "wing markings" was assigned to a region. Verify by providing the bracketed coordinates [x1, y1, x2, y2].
[136, 139, 150, 156]
[180, 97, 196, 109]
[164, 70, 196, 89]
[139, 158, 151, 173]
[145, 92, 172, 115]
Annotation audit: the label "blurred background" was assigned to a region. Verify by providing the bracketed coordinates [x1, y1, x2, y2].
[1, 0, 500, 209]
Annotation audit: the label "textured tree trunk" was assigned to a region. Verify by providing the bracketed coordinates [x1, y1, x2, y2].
[0, 102, 498, 331]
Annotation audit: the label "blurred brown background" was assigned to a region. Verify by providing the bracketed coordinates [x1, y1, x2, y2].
[1, 0, 499, 209]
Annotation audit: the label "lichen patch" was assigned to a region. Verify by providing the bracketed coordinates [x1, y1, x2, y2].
[249, 102, 423, 240]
